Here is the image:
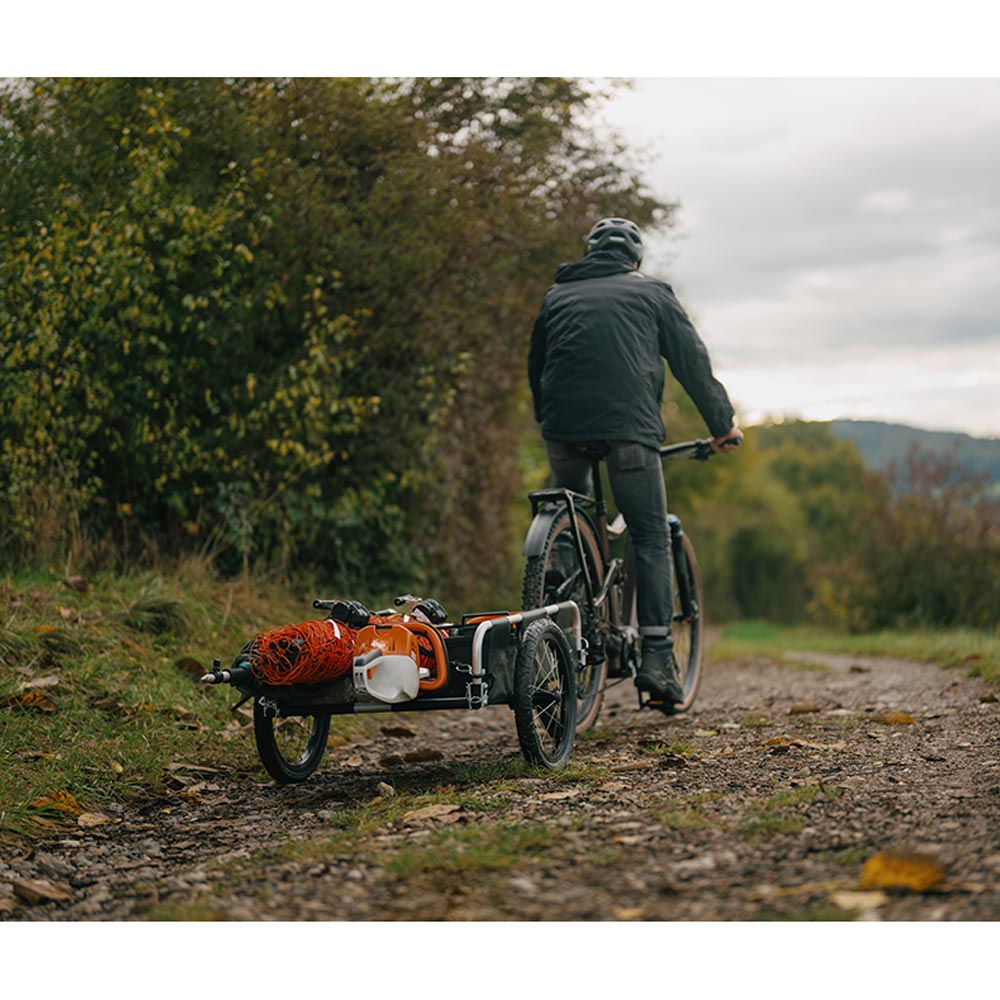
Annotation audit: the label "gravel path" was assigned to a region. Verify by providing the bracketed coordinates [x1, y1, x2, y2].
[3, 648, 998, 921]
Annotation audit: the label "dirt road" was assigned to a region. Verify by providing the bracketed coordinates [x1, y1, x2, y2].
[3, 648, 999, 921]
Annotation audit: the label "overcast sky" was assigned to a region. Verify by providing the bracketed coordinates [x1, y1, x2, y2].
[598, 79, 1000, 439]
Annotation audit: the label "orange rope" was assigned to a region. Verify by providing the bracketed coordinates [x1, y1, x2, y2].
[249, 619, 358, 685]
[248, 615, 445, 686]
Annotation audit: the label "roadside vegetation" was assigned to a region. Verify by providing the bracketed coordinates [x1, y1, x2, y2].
[0, 560, 372, 836]
[710, 619, 1000, 683]
[2, 76, 997, 848]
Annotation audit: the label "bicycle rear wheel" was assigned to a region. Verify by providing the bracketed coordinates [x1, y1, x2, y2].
[522, 508, 609, 732]
[626, 526, 704, 713]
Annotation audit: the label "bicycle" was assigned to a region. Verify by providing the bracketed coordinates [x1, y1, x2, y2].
[521, 438, 716, 731]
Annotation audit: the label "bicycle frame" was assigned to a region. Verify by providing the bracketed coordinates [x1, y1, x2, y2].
[524, 438, 715, 678]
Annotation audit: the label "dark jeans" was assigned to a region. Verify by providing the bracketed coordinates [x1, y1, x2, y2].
[544, 439, 672, 645]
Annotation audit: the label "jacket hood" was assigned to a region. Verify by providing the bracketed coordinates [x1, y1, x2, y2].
[554, 250, 637, 284]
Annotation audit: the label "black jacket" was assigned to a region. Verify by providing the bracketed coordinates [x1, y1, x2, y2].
[528, 252, 735, 448]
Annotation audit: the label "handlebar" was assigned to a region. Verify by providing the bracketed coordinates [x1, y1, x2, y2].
[659, 439, 715, 461]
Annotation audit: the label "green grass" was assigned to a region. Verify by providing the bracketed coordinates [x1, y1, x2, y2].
[739, 783, 842, 839]
[709, 620, 1000, 682]
[386, 821, 554, 877]
[640, 740, 698, 757]
[0, 561, 370, 835]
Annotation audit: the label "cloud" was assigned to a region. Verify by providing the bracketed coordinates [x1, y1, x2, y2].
[602, 79, 1000, 435]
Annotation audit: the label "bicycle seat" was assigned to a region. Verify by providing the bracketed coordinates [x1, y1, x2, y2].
[572, 442, 611, 462]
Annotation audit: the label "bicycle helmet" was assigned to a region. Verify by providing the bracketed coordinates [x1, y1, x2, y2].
[585, 217, 644, 264]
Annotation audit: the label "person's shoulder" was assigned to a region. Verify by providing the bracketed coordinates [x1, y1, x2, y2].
[630, 272, 679, 301]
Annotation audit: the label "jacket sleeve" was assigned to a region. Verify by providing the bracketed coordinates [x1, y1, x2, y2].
[657, 285, 736, 438]
[527, 303, 548, 424]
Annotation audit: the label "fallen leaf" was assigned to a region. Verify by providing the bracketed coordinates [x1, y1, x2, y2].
[77, 812, 111, 828]
[10, 878, 74, 905]
[0, 690, 56, 712]
[29, 790, 83, 816]
[789, 703, 821, 715]
[830, 890, 889, 911]
[859, 850, 945, 891]
[613, 907, 646, 920]
[540, 789, 582, 801]
[0, 897, 16, 915]
[379, 754, 405, 769]
[110, 761, 124, 774]
[403, 803, 464, 823]
[19, 673, 61, 690]
[613, 835, 652, 846]
[765, 736, 795, 746]
[872, 711, 915, 725]
[62, 575, 88, 593]
[381, 726, 416, 738]
[657, 753, 689, 768]
[57, 605, 81, 622]
[694, 729, 719, 737]
[403, 749, 444, 764]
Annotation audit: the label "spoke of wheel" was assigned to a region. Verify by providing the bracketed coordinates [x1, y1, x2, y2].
[531, 642, 563, 744]
[275, 716, 310, 763]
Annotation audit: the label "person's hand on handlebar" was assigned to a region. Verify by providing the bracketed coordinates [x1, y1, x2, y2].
[711, 427, 744, 453]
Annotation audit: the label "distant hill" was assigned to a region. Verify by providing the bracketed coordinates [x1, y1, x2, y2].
[829, 420, 1000, 487]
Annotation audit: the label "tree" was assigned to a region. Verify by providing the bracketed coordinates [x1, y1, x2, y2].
[0, 77, 669, 605]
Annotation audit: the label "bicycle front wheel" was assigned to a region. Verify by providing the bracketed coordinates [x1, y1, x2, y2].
[668, 531, 705, 713]
[626, 527, 704, 713]
[522, 508, 609, 732]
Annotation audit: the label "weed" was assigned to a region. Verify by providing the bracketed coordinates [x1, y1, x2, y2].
[641, 741, 698, 757]
[739, 783, 840, 839]
[741, 713, 774, 729]
[758, 901, 858, 922]
[658, 807, 711, 830]
[387, 822, 553, 877]
[578, 727, 616, 742]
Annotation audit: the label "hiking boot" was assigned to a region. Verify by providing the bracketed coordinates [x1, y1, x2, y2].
[635, 644, 684, 707]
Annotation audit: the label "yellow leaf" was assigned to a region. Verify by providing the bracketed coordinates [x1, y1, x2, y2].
[859, 850, 944, 891]
[613, 907, 647, 920]
[0, 690, 56, 712]
[29, 790, 82, 816]
[873, 711, 915, 725]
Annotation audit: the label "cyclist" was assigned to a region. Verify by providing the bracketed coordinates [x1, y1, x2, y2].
[528, 217, 743, 710]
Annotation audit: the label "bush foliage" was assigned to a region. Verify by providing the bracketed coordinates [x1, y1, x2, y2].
[0, 77, 668, 603]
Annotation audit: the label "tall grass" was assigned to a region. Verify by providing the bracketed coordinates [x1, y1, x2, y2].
[709, 620, 1000, 682]
[0, 559, 356, 834]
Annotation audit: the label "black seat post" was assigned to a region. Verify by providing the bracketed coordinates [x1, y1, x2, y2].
[591, 458, 611, 559]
